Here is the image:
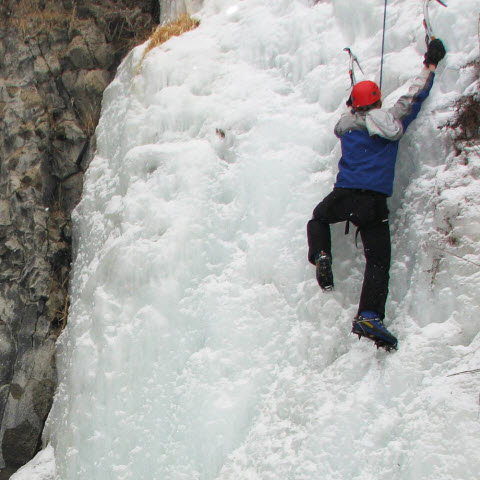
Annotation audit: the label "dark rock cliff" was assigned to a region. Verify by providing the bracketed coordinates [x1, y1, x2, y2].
[0, 0, 158, 476]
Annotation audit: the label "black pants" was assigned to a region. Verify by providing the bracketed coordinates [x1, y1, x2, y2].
[307, 188, 391, 318]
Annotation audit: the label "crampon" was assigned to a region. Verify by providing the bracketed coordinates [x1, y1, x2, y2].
[352, 316, 398, 352]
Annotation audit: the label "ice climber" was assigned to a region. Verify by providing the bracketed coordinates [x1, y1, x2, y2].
[307, 39, 446, 351]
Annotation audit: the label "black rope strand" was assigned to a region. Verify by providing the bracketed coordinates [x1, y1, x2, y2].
[379, 0, 388, 90]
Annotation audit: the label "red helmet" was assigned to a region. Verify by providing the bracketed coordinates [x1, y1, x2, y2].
[351, 81, 381, 108]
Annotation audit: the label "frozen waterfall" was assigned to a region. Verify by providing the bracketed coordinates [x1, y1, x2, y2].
[13, 0, 480, 479]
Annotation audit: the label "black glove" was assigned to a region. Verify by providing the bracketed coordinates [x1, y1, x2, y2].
[424, 38, 446, 67]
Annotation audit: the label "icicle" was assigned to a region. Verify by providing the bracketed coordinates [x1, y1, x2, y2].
[159, 0, 204, 24]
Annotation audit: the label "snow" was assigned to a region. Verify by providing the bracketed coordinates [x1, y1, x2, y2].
[10, 445, 56, 480]
[13, 0, 480, 479]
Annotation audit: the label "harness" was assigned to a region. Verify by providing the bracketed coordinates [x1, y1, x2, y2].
[343, 189, 389, 247]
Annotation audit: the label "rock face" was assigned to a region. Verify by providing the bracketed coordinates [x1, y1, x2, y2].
[0, 0, 158, 474]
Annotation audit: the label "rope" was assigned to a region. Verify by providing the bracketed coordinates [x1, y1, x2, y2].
[379, 0, 388, 90]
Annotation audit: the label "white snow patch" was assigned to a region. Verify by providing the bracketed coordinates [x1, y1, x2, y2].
[10, 445, 56, 480]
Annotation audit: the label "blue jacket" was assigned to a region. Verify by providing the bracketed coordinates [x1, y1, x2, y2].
[334, 68, 435, 196]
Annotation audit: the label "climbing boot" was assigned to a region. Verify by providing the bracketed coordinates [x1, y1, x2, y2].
[314, 251, 334, 291]
[352, 311, 398, 351]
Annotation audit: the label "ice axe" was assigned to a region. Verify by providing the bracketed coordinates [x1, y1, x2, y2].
[344, 47, 364, 87]
[423, 0, 447, 47]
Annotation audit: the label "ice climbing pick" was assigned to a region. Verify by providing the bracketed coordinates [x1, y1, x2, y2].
[423, 0, 447, 46]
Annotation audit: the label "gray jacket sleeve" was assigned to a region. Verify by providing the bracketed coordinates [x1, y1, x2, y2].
[387, 67, 433, 121]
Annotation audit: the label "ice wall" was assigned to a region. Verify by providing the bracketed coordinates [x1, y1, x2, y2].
[13, 0, 480, 479]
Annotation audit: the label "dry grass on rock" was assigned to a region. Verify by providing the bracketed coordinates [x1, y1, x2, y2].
[449, 93, 480, 142]
[143, 13, 200, 58]
[6, 0, 72, 38]
[446, 61, 480, 156]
